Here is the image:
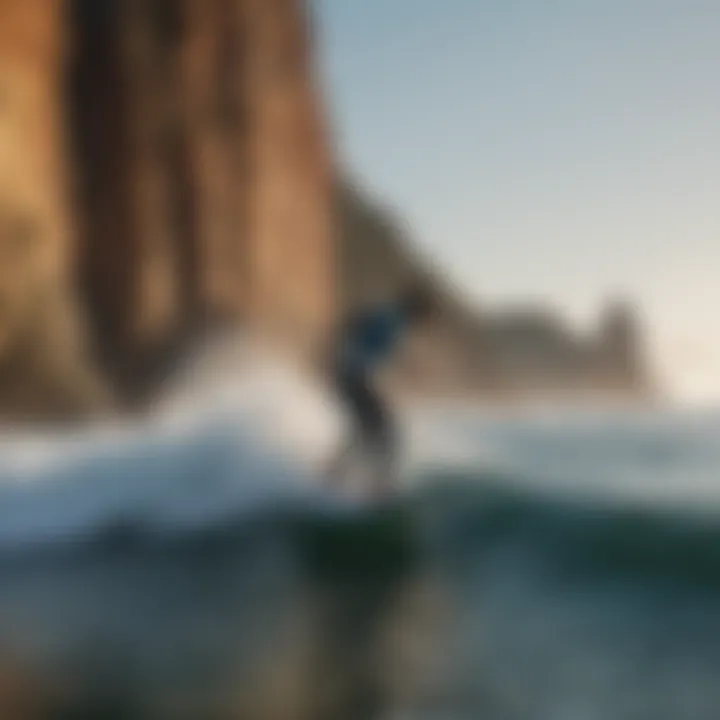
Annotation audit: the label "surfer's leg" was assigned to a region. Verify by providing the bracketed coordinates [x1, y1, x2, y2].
[325, 369, 365, 488]
[355, 381, 397, 498]
[370, 407, 397, 498]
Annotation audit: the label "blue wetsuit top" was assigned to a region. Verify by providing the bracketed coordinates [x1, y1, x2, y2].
[335, 304, 409, 376]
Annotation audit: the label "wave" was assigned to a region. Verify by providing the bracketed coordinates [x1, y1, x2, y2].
[413, 470, 720, 592]
[0, 332, 720, 584]
[0, 337, 350, 551]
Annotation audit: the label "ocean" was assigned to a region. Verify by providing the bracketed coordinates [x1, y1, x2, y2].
[0, 339, 718, 719]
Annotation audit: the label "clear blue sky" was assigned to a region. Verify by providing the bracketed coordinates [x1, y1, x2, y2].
[313, 1, 720, 401]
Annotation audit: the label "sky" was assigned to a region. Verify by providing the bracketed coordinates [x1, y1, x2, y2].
[312, 0, 720, 402]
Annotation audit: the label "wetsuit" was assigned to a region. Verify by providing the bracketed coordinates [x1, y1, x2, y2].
[329, 304, 410, 489]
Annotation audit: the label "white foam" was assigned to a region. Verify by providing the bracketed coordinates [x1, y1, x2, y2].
[0, 336, 349, 549]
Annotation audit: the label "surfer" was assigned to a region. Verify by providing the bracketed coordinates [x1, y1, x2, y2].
[324, 284, 434, 498]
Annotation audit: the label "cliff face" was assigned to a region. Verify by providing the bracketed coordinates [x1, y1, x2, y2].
[0, 0, 108, 420]
[0, 0, 333, 419]
[68, 0, 333, 395]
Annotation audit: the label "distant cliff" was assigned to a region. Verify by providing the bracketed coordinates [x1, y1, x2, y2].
[335, 179, 654, 402]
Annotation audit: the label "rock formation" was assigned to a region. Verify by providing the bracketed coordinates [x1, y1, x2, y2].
[335, 180, 654, 402]
[68, 0, 333, 397]
[0, 0, 333, 420]
[0, 0, 109, 421]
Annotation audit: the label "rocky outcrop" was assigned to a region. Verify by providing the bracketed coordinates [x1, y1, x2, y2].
[0, 0, 333, 420]
[68, 0, 333, 398]
[0, 0, 110, 421]
[336, 180, 654, 401]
